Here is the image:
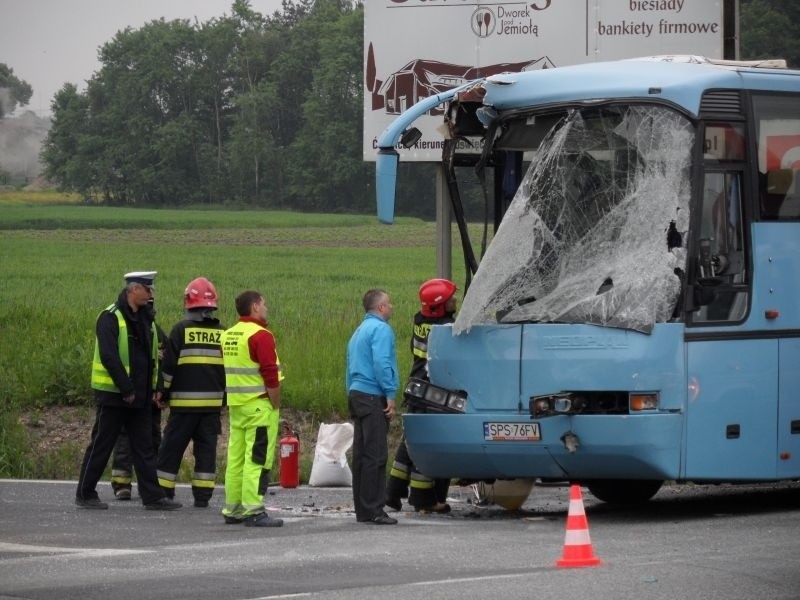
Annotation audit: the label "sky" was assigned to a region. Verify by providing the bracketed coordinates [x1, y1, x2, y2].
[0, 0, 284, 116]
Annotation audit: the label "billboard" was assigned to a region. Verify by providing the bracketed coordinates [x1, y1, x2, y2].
[364, 0, 724, 161]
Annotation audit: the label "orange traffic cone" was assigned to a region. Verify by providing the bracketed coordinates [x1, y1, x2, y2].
[555, 483, 602, 568]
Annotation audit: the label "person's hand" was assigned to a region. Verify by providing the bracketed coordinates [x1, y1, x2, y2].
[384, 399, 396, 419]
[152, 391, 166, 409]
[122, 393, 135, 405]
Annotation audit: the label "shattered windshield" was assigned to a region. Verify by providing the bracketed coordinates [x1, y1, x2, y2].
[454, 104, 693, 334]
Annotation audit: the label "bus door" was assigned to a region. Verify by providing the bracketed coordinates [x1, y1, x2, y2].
[750, 92, 800, 478]
[778, 338, 800, 477]
[685, 132, 780, 480]
[749, 222, 800, 479]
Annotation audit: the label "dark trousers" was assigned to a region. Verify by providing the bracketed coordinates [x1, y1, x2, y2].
[111, 407, 162, 493]
[77, 404, 165, 505]
[157, 412, 220, 502]
[348, 390, 389, 521]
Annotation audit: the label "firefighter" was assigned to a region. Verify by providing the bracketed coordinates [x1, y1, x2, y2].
[386, 278, 457, 513]
[156, 277, 226, 507]
[220, 290, 284, 527]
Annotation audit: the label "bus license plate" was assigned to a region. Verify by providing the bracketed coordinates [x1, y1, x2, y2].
[484, 422, 541, 441]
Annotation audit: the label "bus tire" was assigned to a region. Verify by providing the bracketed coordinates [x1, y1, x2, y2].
[586, 480, 663, 504]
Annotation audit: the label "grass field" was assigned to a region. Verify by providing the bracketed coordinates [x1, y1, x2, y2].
[0, 194, 484, 478]
[0, 201, 463, 410]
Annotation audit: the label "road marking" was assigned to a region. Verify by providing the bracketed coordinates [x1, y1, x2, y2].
[409, 572, 531, 586]
[242, 595, 313, 599]
[0, 542, 150, 557]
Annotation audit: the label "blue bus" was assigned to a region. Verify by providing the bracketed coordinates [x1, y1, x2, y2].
[375, 57, 800, 503]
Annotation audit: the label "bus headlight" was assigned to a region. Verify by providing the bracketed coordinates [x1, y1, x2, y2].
[403, 377, 467, 414]
[529, 392, 585, 417]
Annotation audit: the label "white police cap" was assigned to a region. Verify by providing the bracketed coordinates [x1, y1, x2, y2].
[124, 271, 157, 288]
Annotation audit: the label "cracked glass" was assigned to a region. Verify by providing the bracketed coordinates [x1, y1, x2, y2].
[454, 104, 694, 334]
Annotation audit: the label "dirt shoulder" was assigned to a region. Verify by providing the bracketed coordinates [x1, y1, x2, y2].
[19, 405, 402, 480]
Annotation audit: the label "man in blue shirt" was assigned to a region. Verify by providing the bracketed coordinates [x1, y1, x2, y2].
[346, 289, 398, 525]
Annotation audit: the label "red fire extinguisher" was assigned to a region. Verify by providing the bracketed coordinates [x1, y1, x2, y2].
[279, 428, 300, 489]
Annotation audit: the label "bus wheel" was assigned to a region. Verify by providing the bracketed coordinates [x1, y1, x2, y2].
[586, 480, 663, 504]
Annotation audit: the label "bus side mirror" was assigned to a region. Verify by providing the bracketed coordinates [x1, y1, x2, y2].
[376, 149, 399, 224]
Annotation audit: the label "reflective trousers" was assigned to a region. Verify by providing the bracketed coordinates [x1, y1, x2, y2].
[222, 399, 279, 518]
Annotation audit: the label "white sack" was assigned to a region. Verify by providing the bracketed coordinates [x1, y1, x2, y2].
[308, 422, 354, 487]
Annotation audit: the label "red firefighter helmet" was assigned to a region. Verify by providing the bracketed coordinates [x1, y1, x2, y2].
[419, 278, 457, 318]
[184, 277, 218, 309]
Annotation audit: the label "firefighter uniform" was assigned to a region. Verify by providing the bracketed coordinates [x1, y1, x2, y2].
[221, 316, 283, 522]
[386, 312, 454, 509]
[386, 278, 458, 513]
[156, 312, 226, 506]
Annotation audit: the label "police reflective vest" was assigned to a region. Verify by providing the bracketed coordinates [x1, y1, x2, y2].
[91, 303, 158, 392]
[222, 321, 283, 406]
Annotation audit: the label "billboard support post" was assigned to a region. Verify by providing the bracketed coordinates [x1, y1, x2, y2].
[435, 164, 452, 281]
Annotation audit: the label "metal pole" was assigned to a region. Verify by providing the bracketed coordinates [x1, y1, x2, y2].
[723, 0, 740, 60]
[435, 164, 452, 280]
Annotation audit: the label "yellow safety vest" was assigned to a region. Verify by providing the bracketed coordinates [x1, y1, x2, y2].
[222, 320, 283, 406]
[91, 303, 158, 392]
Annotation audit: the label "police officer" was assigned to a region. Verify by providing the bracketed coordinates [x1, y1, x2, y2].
[386, 278, 457, 513]
[220, 290, 284, 527]
[75, 271, 181, 511]
[156, 277, 226, 507]
[110, 298, 166, 501]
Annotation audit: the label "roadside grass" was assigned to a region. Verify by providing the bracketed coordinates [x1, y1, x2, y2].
[0, 411, 34, 478]
[0, 190, 82, 205]
[0, 201, 484, 480]
[0, 203, 384, 230]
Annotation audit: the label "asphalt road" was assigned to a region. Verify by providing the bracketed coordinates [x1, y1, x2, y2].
[1, 479, 799, 600]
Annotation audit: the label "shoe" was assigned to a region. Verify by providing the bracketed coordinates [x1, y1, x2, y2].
[115, 488, 131, 501]
[224, 515, 243, 524]
[368, 512, 398, 525]
[243, 512, 284, 527]
[144, 498, 182, 511]
[415, 502, 451, 514]
[194, 499, 209, 508]
[75, 497, 108, 510]
[385, 497, 402, 511]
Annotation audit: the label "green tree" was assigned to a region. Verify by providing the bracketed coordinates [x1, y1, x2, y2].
[0, 64, 33, 118]
[84, 18, 222, 204]
[40, 84, 95, 196]
[740, 0, 800, 68]
[224, 1, 285, 204]
[287, 2, 368, 211]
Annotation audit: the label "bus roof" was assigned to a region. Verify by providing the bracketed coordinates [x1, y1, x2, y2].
[478, 57, 800, 118]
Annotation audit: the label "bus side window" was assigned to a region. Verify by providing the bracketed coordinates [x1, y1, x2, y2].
[699, 172, 744, 279]
[760, 168, 792, 218]
[694, 171, 747, 323]
[753, 93, 800, 220]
